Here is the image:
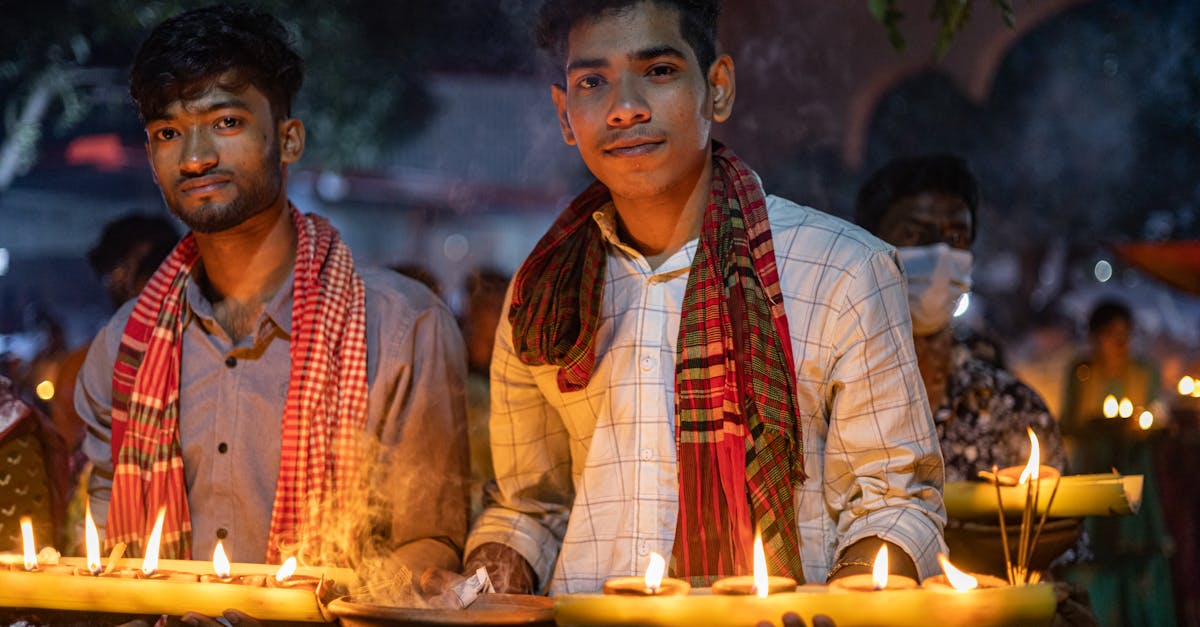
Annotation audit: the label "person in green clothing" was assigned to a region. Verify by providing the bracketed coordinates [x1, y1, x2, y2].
[1061, 298, 1176, 627]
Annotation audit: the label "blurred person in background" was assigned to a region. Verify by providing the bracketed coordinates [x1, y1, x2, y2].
[459, 267, 509, 521]
[854, 155, 1066, 482]
[1060, 299, 1175, 627]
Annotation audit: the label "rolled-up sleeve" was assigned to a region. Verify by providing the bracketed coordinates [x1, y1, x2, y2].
[465, 297, 574, 589]
[822, 249, 947, 579]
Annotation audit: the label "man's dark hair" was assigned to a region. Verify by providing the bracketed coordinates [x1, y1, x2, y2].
[87, 213, 180, 277]
[535, 0, 721, 77]
[854, 154, 980, 243]
[129, 4, 303, 122]
[1088, 299, 1133, 336]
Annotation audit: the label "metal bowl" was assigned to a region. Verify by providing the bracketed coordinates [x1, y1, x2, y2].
[326, 593, 554, 627]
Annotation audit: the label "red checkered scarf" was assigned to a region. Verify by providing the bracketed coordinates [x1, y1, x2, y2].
[509, 144, 805, 584]
[107, 207, 368, 563]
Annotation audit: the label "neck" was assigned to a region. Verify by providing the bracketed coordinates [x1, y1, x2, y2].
[193, 203, 297, 306]
[610, 156, 713, 270]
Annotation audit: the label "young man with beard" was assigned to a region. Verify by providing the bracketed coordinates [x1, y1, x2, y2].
[75, 4, 468, 589]
[464, 0, 946, 595]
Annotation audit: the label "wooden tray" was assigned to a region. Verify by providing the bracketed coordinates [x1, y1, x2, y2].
[327, 593, 554, 626]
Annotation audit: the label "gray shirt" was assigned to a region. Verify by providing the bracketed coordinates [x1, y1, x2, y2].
[76, 264, 469, 566]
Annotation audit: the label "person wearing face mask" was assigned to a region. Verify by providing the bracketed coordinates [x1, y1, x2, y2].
[855, 155, 1066, 483]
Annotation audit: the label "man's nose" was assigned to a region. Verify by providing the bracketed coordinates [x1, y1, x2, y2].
[606, 73, 650, 128]
[180, 129, 218, 175]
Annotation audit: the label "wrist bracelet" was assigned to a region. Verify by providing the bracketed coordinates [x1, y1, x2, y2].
[826, 559, 874, 581]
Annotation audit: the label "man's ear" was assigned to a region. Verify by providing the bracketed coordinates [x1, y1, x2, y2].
[708, 54, 736, 123]
[550, 84, 576, 146]
[279, 118, 305, 163]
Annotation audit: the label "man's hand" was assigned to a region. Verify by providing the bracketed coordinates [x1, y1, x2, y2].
[755, 612, 835, 627]
[179, 609, 261, 627]
[827, 537, 918, 581]
[463, 542, 537, 594]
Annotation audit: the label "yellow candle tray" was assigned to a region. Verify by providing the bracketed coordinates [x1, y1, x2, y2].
[0, 556, 355, 622]
[555, 583, 1056, 627]
[944, 472, 1142, 520]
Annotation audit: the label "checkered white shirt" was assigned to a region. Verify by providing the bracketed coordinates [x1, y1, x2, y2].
[468, 194, 947, 594]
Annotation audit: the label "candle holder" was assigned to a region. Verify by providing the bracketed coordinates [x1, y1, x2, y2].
[921, 573, 1009, 590]
[711, 575, 797, 595]
[602, 575, 691, 596]
[828, 574, 918, 592]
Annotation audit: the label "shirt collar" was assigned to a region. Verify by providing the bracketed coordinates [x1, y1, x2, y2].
[591, 200, 698, 276]
[183, 264, 295, 339]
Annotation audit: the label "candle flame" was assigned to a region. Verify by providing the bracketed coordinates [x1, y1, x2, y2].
[1018, 427, 1041, 484]
[85, 503, 101, 574]
[141, 506, 167, 576]
[1102, 394, 1119, 418]
[275, 556, 298, 582]
[212, 540, 232, 578]
[1179, 376, 1195, 396]
[753, 533, 769, 598]
[872, 544, 889, 590]
[1118, 398, 1133, 418]
[1138, 411, 1154, 430]
[644, 552, 665, 592]
[20, 517, 36, 571]
[937, 554, 978, 591]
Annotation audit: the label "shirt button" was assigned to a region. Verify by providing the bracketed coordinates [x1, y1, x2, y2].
[640, 355, 655, 371]
[218, 442, 228, 454]
[641, 448, 653, 461]
[216, 528, 228, 539]
[224, 356, 237, 368]
[638, 541, 650, 556]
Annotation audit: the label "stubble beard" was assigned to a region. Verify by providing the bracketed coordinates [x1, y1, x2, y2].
[166, 143, 284, 234]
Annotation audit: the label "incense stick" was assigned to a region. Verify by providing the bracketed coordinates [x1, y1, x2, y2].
[991, 465, 1014, 585]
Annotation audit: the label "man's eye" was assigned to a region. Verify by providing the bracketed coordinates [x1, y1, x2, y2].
[576, 75, 604, 90]
[153, 128, 178, 141]
[647, 65, 676, 78]
[216, 117, 240, 129]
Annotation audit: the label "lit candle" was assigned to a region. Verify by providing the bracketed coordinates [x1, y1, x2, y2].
[136, 507, 197, 582]
[1138, 411, 1154, 430]
[84, 504, 102, 575]
[920, 554, 1008, 590]
[602, 552, 690, 596]
[1178, 376, 1195, 396]
[828, 545, 917, 592]
[711, 533, 797, 596]
[1118, 397, 1133, 418]
[20, 517, 37, 572]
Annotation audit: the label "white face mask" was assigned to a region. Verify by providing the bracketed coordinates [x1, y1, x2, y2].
[897, 243, 974, 336]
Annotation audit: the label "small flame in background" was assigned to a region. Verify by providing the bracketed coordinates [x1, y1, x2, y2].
[20, 516, 37, 571]
[212, 540, 231, 578]
[85, 503, 102, 574]
[1103, 394, 1119, 418]
[644, 552, 665, 592]
[1138, 411, 1154, 430]
[938, 553, 978, 591]
[1018, 428, 1041, 484]
[753, 533, 770, 598]
[1179, 376, 1195, 396]
[141, 506, 167, 576]
[275, 556, 298, 582]
[1118, 398, 1134, 418]
[871, 544, 889, 590]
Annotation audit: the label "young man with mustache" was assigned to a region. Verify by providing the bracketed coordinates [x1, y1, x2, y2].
[465, 0, 947, 596]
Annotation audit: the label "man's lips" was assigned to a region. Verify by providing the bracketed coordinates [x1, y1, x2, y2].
[603, 137, 664, 157]
[178, 175, 231, 195]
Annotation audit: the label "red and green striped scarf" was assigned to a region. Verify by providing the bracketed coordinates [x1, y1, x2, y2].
[510, 144, 805, 585]
[107, 207, 369, 563]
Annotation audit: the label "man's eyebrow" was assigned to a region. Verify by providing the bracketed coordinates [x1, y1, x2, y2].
[148, 98, 253, 123]
[631, 45, 688, 63]
[565, 45, 689, 73]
